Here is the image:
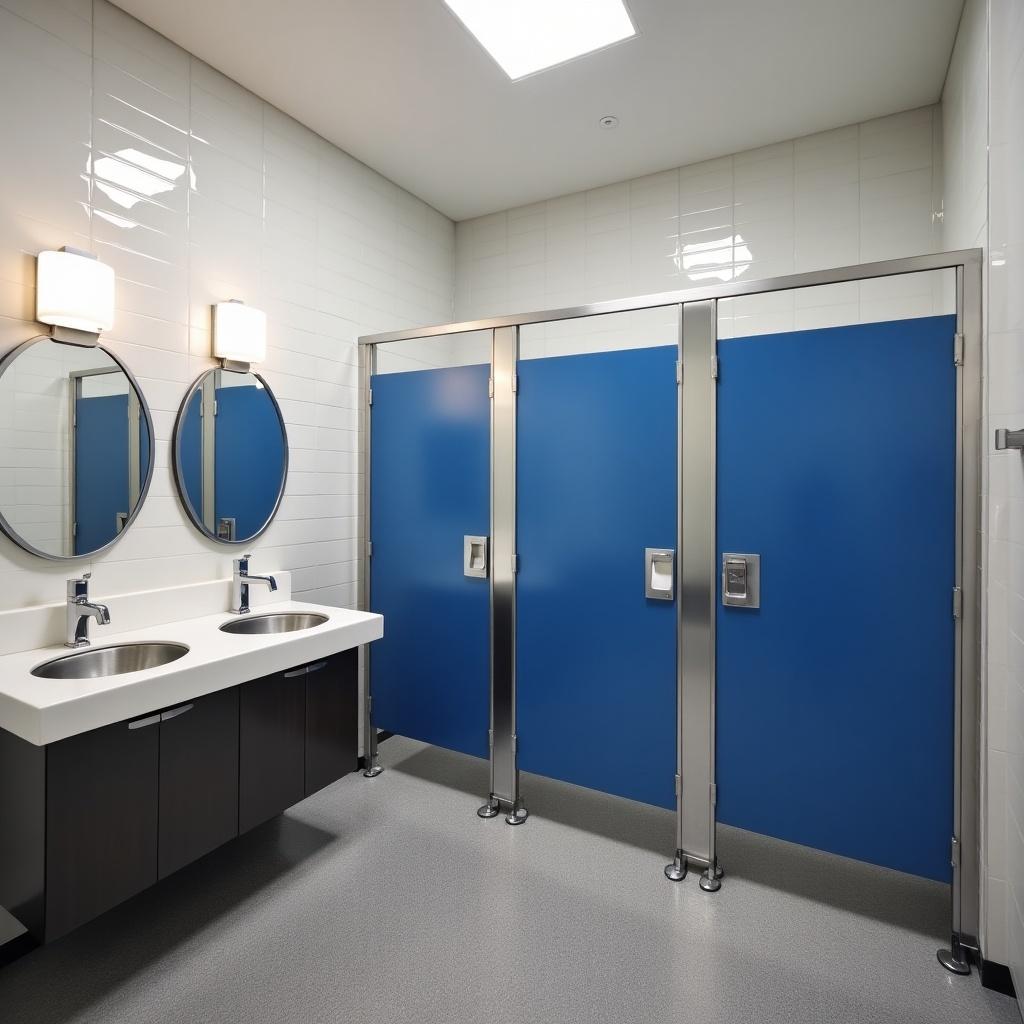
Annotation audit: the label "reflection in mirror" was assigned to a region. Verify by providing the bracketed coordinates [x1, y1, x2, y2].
[173, 368, 288, 544]
[0, 337, 153, 559]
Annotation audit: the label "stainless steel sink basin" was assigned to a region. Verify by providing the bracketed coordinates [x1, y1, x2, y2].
[218, 612, 329, 636]
[32, 642, 190, 680]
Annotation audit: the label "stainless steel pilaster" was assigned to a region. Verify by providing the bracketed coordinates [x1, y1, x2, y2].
[359, 342, 381, 777]
[674, 300, 718, 878]
[945, 254, 983, 961]
[489, 325, 523, 821]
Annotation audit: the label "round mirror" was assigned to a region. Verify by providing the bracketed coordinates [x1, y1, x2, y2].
[0, 336, 154, 559]
[172, 368, 288, 544]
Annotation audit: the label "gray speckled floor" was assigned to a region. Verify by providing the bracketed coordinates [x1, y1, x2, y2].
[0, 736, 1018, 1024]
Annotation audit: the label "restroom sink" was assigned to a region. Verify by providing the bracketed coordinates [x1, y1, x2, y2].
[218, 612, 329, 636]
[32, 642, 190, 680]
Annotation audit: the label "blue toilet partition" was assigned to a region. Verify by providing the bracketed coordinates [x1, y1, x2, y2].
[370, 363, 491, 759]
[516, 345, 678, 809]
[74, 393, 130, 555]
[716, 315, 957, 882]
[214, 383, 286, 539]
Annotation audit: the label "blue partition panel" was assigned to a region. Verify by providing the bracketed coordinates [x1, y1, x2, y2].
[75, 393, 129, 555]
[370, 363, 491, 759]
[716, 315, 956, 881]
[215, 384, 286, 539]
[517, 345, 678, 808]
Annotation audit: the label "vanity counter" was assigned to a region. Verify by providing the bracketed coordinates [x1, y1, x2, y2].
[0, 600, 382, 746]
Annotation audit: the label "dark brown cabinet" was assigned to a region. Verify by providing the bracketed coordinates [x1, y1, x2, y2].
[0, 645, 360, 946]
[46, 716, 160, 941]
[158, 688, 240, 878]
[305, 649, 358, 796]
[239, 668, 306, 833]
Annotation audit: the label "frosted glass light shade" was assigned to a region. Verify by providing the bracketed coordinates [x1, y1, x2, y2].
[36, 249, 115, 333]
[213, 301, 267, 364]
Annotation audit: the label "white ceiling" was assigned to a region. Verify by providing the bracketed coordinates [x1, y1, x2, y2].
[112, 0, 964, 221]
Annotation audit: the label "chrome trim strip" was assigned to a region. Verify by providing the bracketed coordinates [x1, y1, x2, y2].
[358, 251, 984, 345]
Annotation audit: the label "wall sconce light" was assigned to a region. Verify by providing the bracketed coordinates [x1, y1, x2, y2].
[36, 247, 115, 346]
[213, 299, 267, 372]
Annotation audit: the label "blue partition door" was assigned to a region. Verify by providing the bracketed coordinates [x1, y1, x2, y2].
[517, 345, 678, 809]
[214, 383, 286, 539]
[370, 363, 491, 759]
[74, 393, 130, 555]
[716, 315, 957, 882]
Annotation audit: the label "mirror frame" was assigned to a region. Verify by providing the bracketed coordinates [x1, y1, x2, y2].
[0, 334, 156, 562]
[171, 367, 289, 545]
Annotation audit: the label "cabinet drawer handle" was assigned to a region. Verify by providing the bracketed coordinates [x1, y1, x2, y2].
[305, 660, 328, 675]
[161, 703, 194, 722]
[128, 714, 161, 730]
[283, 667, 307, 678]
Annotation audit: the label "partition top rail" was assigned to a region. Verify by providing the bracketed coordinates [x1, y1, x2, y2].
[359, 250, 982, 346]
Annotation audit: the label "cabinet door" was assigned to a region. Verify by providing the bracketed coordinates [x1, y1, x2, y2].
[305, 649, 358, 797]
[159, 688, 240, 879]
[46, 716, 159, 940]
[239, 670, 305, 833]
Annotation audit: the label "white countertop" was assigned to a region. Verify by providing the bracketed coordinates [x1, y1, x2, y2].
[0, 600, 383, 746]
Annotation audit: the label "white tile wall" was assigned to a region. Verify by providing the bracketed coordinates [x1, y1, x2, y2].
[989, 0, 1024, 989]
[455, 107, 947, 352]
[944, 0, 1024, 982]
[989, 0, 1024, 988]
[0, 0, 454, 611]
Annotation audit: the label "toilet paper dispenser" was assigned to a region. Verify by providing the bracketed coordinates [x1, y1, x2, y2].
[644, 548, 675, 601]
[464, 535, 489, 579]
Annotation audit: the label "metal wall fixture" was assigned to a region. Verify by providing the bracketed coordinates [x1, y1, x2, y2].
[358, 249, 983, 970]
[995, 428, 1024, 451]
[644, 548, 675, 601]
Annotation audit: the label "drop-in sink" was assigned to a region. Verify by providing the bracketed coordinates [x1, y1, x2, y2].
[32, 642, 190, 680]
[219, 612, 329, 636]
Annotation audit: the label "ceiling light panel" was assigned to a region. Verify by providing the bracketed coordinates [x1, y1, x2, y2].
[444, 0, 636, 80]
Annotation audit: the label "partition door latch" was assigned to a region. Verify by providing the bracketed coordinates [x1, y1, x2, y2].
[645, 548, 675, 600]
[464, 535, 489, 578]
[722, 553, 760, 608]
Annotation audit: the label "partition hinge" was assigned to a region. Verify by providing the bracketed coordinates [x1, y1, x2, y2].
[511, 373, 519, 394]
[675, 360, 682, 385]
[213, 399, 218, 416]
[367, 388, 373, 407]
[710, 783, 718, 806]
[675, 773, 681, 795]
[488, 729, 493, 750]
[512, 553, 519, 574]
[951, 835, 960, 869]
[366, 540, 373, 558]
[512, 734, 518, 754]
[488, 377, 494, 398]
[711, 355, 720, 380]
[953, 333, 964, 367]
[952, 587, 963, 619]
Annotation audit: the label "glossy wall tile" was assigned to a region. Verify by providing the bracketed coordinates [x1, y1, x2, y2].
[0, 0, 454, 612]
[455, 106, 946, 354]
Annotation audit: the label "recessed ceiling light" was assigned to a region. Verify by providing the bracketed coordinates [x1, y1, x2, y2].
[444, 0, 637, 81]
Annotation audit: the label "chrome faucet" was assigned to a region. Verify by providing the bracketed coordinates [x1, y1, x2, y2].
[65, 574, 111, 648]
[231, 554, 278, 614]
